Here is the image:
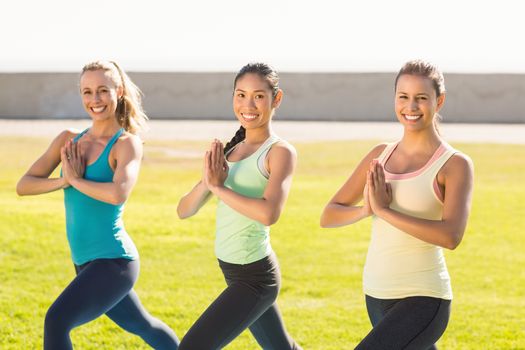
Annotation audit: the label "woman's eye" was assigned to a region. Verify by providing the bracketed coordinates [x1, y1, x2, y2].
[255, 95, 264, 99]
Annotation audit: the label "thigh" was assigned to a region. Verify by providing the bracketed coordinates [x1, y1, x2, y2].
[365, 295, 400, 326]
[179, 282, 273, 350]
[49, 259, 138, 329]
[105, 289, 150, 330]
[403, 299, 450, 350]
[249, 302, 296, 350]
[356, 296, 450, 350]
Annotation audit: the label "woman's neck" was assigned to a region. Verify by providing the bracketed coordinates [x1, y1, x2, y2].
[399, 128, 442, 154]
[244, 126, 272, 145]
[89, 118, 122, 138]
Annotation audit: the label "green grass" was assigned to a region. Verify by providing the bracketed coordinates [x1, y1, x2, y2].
[1, 136, 524, 349]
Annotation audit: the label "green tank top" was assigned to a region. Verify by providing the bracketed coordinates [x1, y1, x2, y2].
[215, 134, 281, 264]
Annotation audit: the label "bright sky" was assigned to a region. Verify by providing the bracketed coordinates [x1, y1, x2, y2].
[2, 0, 524, 73]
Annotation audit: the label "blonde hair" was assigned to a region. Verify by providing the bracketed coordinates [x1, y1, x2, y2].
[81, 60, 148, 134]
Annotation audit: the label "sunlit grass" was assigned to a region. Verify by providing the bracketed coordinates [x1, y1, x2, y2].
[1, 137, 524, 349]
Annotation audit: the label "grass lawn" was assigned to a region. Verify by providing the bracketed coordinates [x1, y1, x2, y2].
[1, 136, 524, 349]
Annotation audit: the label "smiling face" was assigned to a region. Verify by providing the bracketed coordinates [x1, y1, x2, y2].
[395, 74, 445, 132]
[80, 69, 122, 122]
[233, 73, 282, 131]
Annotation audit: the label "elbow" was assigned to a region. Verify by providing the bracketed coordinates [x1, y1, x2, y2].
[109, 192, 127, 205]
[177, 209, 187, 220]
[177, 196, 204, 219]
[16, 180, 27, 196]
[444, 242, 459, 250]
[320, 213, 329, 228]
[319, 208, 333, 228]
[109, 198, 125, 206]
[443, 233, 463, 250]
[177, 205, 193, 220]
[260, 211, 280, 226]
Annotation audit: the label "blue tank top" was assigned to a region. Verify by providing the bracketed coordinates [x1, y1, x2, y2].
[63, 128, 139, 265]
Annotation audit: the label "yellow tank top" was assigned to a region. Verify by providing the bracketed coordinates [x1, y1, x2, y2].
[363, 142, 457, 300]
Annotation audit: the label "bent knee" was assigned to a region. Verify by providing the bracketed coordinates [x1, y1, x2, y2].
[44, 306, 72, 334]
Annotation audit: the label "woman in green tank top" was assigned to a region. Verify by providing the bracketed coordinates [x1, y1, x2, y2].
[177, 63, 302, 349]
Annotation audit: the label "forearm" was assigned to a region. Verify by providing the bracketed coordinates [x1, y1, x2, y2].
[320, 203, 370, 228]
[376, 207, 464, 249]
[16, 175, 67, 196]
[69, 177, 129, 205]
[177, 181, 212, 219]
[211, 185, 281, 226]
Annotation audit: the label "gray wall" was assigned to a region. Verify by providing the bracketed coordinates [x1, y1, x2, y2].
[1, 72, 524, 123]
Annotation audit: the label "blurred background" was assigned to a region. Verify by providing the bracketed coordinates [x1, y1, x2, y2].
[1, 0, 524, 123]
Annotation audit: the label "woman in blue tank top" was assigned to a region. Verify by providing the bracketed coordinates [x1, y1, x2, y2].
[177, 63, 302, 349]
[17, 60, 179, 349]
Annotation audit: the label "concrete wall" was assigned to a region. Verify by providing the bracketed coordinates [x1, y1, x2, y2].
[1, 72, 524, 123]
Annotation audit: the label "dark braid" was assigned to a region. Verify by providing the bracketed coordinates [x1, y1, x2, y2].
[224, 62, 279, 153]
[224, 126, 246, 154]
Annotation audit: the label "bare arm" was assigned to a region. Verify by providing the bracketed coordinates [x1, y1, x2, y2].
[368, 153, 474, 250]
[16, 130, 74, 196]
[320, 144, 386, 228]
[65, 134, 142, 205]
[177, 180, 213, 219]
[207, 140, 297, 226]
[177, 144, 217, 219]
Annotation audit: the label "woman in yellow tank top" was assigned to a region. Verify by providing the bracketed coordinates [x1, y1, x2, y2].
[321, 60, 474, 349]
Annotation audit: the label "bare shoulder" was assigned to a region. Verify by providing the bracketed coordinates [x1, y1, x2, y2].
[51, 128, 82, 148]
[271, 139, 297, 159]
[443, 151, 474, 175]
[59, 128, 82, 141]
[116, 132, 143, 149]
[272, 140, 297, 155]
[363, 142, 389, 162]
[370, 142, 389, 156]
[113, 132, 143, 159]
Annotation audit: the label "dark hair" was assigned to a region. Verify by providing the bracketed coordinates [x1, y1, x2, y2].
[224, 63, 280, 154]
[395, 59, 445, 132]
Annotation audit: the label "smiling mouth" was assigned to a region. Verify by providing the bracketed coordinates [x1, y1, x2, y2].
[241, 113, 259, 120]
[91, 106, 106, 113]
[404, 114, 422, 121]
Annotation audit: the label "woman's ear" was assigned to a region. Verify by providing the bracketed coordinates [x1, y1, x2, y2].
[272, 89, 283, 109]
[117, 86, 124, 100]
[436, 93, 446, 112]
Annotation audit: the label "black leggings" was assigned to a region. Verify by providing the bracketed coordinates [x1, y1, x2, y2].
[355, 295, 451, 350]
[44, 258, 179, 350]
[179, 254, 301, 350]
